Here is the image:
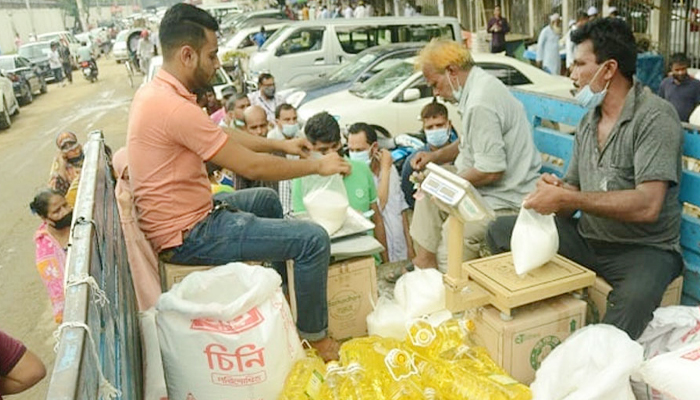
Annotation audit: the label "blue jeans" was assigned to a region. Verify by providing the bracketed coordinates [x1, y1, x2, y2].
[165, 188, 331, 341]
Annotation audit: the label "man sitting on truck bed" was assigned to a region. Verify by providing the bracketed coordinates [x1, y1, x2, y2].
[486, 18, 684, 340]
[126, 3, 350, 361]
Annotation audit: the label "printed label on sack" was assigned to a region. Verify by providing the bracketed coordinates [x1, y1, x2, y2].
[204, 343, 267, 386]
[191, 308, 264, 334]
[681, 347, 700, 361]
[530, 335, 562, 370]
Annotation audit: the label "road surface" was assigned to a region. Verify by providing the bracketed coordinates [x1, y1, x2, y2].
[0, 58, 135, 399]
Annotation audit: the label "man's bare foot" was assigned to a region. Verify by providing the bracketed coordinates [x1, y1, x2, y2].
[308, 337, 340, 362]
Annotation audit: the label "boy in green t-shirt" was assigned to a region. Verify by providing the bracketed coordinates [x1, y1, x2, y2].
[292, 112, 388, 262]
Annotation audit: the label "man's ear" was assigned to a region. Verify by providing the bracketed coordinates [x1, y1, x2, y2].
[179, 45, 198, 69]
[603, 59, 619, 81]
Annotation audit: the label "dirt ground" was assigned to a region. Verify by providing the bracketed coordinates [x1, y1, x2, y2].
[0, 58, 135, 399]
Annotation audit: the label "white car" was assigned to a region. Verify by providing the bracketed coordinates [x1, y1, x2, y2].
[143, 56, 234, 100]
[298, 53, 575, 135]
[0, 72, 21, 130]
[37, 31, 81, 64]
[218, 23, 289, 59]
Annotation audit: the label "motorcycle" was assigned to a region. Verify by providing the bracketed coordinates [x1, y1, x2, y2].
[80, 60, 98, 83]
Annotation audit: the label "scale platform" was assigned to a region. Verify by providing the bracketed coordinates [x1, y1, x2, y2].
[463, 252, 596, 316]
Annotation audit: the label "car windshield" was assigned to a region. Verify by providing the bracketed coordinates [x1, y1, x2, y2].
[350, 60, 414, 100]
[19, 44, 50, 59]
[260, 25, 292, 51]
[327, 53, 377, 83]
[0, 58, 15, 71]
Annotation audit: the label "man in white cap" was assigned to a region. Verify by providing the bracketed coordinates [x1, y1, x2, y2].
[537, 13, 563, 75]
[587, 6, 598, 19]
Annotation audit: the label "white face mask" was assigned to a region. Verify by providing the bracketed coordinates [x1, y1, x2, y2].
[575, 62, 611, 110]
[425, 127, 450, 147]
[281, 123, 299, 138]
[348, 149, 371, 164]
[445, 71, 462, 103]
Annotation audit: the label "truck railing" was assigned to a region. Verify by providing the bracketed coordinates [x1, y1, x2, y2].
[46, 131, 142, 400]
[511, 87, 700, 305]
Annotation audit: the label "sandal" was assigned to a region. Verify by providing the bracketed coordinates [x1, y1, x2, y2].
[385, 262, 415, 284]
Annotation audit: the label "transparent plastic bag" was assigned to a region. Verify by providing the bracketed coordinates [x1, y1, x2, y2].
[300, 173, 349, 235]
[510, 207, 559, 276]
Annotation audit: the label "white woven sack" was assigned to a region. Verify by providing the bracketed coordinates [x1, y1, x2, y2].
[156, 263, 303, 400]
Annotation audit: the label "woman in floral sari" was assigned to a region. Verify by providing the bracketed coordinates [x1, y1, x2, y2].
[30, 189, 72, 323]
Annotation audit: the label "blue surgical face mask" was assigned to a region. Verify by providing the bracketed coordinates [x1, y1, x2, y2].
[281, 123, 299, 138]
[349, 150, 371, 164]
[445, 71, 462, 103]
[425, 127, 450, 147]
[575, 63, 611, 110]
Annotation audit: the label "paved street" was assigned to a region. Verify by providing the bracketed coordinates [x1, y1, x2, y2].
[0, 58, 135, 399]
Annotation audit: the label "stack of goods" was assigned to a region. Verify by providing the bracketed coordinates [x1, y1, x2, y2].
[280, 318, 532, 400]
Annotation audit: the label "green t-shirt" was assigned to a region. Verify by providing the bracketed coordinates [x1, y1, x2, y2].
[292, 159, 377, 213]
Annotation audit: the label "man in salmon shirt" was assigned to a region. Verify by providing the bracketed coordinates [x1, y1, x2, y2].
[127, 3, 350, 361]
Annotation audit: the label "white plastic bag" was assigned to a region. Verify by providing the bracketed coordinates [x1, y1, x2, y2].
[156, 263, 304, 400]
[510, 207, 559, 276]
[300, 173, 348, 235]
[633, 306, 700, 400]
[139, 309, 168, 400]
[531, 324, 643, 400]
[638, 341, 700, 400]
[394, 268, 446, 318]
[366, 296, 409, 340]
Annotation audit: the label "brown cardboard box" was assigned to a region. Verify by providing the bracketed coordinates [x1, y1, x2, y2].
[288, 256, 377, 340]
[588, 276, 683, 323]
[159, 261, 214, 291]
[473, 294, 586, 385]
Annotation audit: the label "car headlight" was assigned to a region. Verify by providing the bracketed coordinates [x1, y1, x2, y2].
[285, 91, 306, 108]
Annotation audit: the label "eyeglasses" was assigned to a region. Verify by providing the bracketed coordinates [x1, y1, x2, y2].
[60, 141, 79, 152]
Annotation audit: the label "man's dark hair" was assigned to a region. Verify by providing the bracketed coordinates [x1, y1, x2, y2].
[194, 85, 214, 103]
[571, 17, 636, 82]
[275, 103, 296, 119]
[159, 4, 219, 59]
[226, 92, 247, 110]
[421, 100, 449, 120]
[670, 53, 690, 68]
[304, 112, 340, 144]
[348, 122, 378, 144]
[258, 73, 273, 85]
[576, 10, 588, 21]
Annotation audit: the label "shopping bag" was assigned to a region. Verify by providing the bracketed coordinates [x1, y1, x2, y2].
[300, 173, 348, 235]
[510, 207, 559, 276]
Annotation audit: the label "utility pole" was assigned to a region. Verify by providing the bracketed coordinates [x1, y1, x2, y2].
[75, 0, 88, 32]
[24, 0, 37, 36]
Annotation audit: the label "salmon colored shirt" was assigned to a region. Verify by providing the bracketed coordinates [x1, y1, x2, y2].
[127, 69, 228, 252]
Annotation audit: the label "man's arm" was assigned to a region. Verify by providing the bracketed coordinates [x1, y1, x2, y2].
[524, 179, 668, 223]
[410, 141, 460, 171]
[376, 150, 393, 210]
[371, 203, 389, 263]
[222, 126, 310, 156]
[460, 167, 503, 187]
[402, 210, 415, 260]
[0, 350, 46, 395]
[210, 137, 350, 181]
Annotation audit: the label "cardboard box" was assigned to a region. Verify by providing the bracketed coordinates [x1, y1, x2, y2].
[288, 256, 377, 340]
[473, 294, 586, 385]
[463, 252, 596, 316]
[159, 261, 214, 291]
[588, 276, 683, 323]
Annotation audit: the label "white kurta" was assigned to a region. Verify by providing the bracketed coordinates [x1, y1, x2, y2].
[536, 25, 562, 75]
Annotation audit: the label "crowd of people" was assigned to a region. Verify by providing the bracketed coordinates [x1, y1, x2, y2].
[15, 4, 691, 375]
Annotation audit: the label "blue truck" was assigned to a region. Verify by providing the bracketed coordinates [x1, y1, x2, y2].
[46, 88, 700, 398]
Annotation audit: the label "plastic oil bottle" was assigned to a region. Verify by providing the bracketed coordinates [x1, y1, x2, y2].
[340, 362, 386, 400]
[319, 361, 345, 400]
[383, 348, 426, 400]
[279, 350, 327, 400]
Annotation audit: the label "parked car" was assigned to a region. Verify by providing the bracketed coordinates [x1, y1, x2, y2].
[18, 41, 54, 82]
[297, 53, 575, 135]
[247, 17, 461, 88]
[220, 9, 291, 35]
[280, 42, 424, 108]
[0, 55, 47, 105]
[0, 72, 20, 129]
[144, 56, 234, 100]
[37, 31, 81, 65]
[219, 22, 289, 57]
